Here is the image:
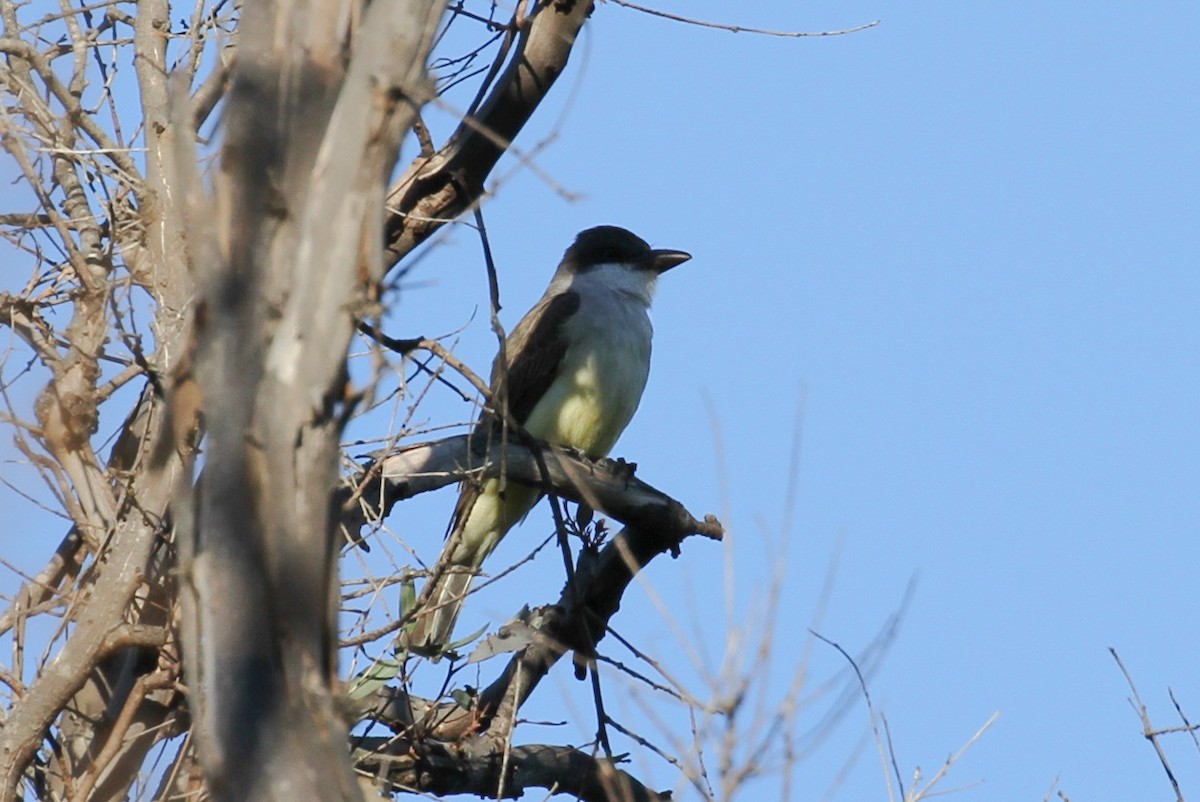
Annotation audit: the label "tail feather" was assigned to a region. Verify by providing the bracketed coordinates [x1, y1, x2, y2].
[404, 569, 474, 655]
[405, 480, 540, 656]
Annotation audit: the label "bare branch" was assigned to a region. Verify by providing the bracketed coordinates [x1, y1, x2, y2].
[382, 0, 595, 267]
[0, 516, 163, 795]
[355, 740, 671, 802]
[1111, 647, 1186, 802]
[608, 0, 880, 38]
[344, 434, 722, 543]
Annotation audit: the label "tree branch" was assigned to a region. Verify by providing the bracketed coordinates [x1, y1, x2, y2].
[344, 434, 721, 754]
[382, 0, 595, 268]
[0, 516, 162, 796]
[343, 434, 720, 542]
[355, 740, 672, 802]
[470, 514, 719, 740]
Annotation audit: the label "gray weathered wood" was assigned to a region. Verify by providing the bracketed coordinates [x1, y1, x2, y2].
[181, 3, 444, 800]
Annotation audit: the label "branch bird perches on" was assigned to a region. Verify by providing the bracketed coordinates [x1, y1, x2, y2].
[343, 432, 722, 798]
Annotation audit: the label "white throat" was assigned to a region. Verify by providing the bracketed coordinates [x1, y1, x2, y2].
[548, 261, 658, 307]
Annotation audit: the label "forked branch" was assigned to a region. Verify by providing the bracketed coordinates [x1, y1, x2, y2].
[345, 435, 720, 797]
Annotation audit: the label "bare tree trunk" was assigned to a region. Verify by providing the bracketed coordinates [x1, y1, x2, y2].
[175, 3, 443, 800]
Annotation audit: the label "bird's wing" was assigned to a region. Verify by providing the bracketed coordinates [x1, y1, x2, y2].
[446, 290, 580, 538]
[491, 289, 581, 427]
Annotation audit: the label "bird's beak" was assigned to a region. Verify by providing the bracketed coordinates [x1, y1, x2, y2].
[650, 249, 692, 274]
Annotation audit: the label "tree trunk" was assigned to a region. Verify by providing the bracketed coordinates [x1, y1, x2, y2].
[177, 3, 444, 800]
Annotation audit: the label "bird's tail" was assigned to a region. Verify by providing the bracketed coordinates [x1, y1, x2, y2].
[404, 480, 539, 656]
[403, 568, 475, 656]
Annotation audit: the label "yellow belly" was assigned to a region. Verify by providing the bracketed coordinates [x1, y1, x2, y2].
[522, 344, 648, 457]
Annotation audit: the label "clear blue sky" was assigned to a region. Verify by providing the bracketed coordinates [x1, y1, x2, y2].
[3, 2, 1198, 800]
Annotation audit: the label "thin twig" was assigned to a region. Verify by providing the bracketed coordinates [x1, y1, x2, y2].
[607, 1, 880, 38]
[811, 629, 904, 802]
[904, 711, 997, 802]
[1110, 647, 1186, 802]
[1168, 688, 1200, 755]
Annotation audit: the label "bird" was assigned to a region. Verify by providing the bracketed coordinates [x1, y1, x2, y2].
[405, 225, 691, 654]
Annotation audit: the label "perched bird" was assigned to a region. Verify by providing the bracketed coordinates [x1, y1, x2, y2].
[406, 225, 691, 653]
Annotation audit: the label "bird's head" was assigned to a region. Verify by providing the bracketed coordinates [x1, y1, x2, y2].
[551, 225, 691, 303]
[563, 225, 692, 276]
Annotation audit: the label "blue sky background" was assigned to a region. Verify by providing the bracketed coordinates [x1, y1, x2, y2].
[3, 1, 1198, 800]
[384, 2, 1200, 799]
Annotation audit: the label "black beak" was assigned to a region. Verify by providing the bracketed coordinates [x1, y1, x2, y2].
[650, 249, 692, 274]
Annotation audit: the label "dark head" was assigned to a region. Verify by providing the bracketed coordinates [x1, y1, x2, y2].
[561, 225, 691, 276]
